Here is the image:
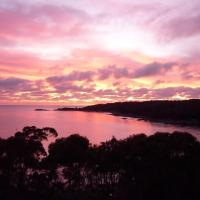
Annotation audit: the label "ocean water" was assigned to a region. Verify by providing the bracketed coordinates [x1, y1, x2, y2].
[0, 105, 200, 143]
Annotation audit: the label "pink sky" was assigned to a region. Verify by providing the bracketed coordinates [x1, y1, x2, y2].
[0, 0, 200, 105]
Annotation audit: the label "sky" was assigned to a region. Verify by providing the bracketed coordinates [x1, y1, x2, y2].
[0, 0, 200, 105]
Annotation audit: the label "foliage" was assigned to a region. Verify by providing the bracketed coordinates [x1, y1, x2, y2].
[1, 126, 200, 200]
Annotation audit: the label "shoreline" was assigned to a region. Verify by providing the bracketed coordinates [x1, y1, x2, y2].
[109, 112, 200, 129]
[54, 108, 200, 129]
[42, 99, 200, 129]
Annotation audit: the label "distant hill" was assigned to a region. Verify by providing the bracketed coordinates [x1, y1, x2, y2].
[57, 99, 200, 126]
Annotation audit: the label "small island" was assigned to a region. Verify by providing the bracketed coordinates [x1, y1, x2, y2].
[35, 108, 49, 111]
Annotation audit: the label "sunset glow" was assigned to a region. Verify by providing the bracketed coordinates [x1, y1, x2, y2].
[0, 0, 200, 105]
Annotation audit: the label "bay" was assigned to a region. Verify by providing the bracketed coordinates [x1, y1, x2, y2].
[0, 105, 200, 143]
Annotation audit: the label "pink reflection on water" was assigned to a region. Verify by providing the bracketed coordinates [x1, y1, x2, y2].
[0, 106, 200, 144]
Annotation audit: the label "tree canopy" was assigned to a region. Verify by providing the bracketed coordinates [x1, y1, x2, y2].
[1, 126, 200, 200]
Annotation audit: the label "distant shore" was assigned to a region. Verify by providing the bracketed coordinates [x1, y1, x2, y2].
[55, 99, 200, 128]
[109, 112, 200, 128]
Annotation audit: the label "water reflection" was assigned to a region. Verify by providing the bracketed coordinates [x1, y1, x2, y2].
[0, 106, 200, 143]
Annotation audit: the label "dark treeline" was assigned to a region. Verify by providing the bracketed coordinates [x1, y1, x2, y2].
[57, 99, 200, 126]
[1, 126, 200, 200]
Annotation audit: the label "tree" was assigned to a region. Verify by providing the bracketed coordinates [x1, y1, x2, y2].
[0, 126, 58, 196]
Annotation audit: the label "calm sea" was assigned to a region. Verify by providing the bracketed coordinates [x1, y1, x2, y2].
[0, 105, 200, 143]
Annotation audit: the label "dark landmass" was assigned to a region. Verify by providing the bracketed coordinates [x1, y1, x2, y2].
[57, 99, 200, 127]
[1, 126, 200, 200]
[35, 108, 49, 111]
[56, 107, 79, 111]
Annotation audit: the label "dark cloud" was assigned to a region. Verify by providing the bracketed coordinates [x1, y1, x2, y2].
[47, 70, 94, 83]
[133, 62, 176, 78]
[46, 65, 133, 89]
[0, 77, 50, 102]
[97, 65, 131, 80]
[48, 62, 177, 87]
[46, 61, 183, 95]
[0, 77, 31, 91]
[52, 83, 93, 93]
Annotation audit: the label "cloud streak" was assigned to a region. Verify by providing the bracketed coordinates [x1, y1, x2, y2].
[133, 62, 177, 78]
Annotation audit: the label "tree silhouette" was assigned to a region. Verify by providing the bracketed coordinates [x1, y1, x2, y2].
[1, 127, 200, 200]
